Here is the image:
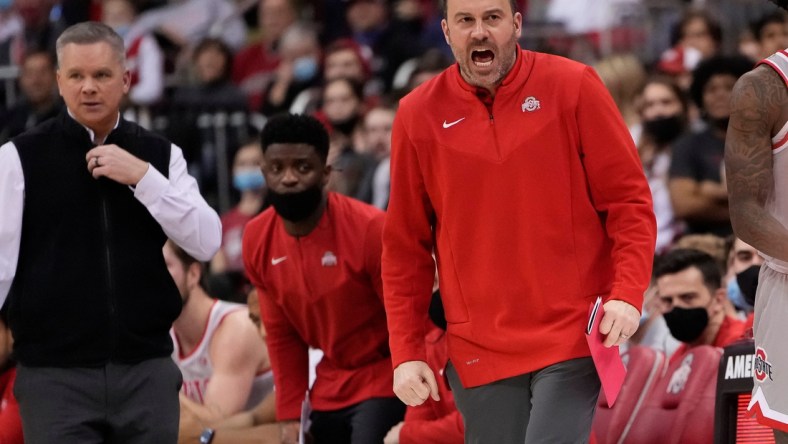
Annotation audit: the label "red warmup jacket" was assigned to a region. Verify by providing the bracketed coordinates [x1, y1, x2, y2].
[383, 48, 656, 388]
[0, 367, 23, 444]
[400, 325, 464, 444]
[242, 192, 394, 420]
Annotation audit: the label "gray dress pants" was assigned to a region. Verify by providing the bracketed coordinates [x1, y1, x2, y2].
[14, 356, 182, 444]
[447, 357, 600, 444]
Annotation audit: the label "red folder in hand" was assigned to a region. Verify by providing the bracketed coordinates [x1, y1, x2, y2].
[585, 296, 626, 407]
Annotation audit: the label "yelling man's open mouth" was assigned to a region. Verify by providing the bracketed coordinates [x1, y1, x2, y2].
[472, 49, 495, 67]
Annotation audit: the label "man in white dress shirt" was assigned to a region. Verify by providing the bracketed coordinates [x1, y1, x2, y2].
[0, 22, 220, 443]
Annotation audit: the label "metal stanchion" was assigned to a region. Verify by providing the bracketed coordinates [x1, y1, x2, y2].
[213, 111, 231, 215]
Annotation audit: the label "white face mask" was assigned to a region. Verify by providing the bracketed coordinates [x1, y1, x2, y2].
[232, 169, 265, 192]
[726, 277, 750, 311]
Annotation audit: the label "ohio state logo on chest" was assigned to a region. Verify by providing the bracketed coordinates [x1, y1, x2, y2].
[521, 96, 541, 112]
[321, 251, 337, 267]
[754, 347, 774, 382]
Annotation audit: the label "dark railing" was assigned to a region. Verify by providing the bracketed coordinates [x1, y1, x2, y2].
[0, 64, 19, 109]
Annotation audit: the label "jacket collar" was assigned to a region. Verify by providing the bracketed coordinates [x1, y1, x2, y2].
[61, 108, 125, 145]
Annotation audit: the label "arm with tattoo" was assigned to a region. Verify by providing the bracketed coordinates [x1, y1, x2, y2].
[726, 65, 788, 261]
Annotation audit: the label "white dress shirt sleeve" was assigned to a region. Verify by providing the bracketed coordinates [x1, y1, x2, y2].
[134, 143, 221, 261]
[0, 142, 24, 307]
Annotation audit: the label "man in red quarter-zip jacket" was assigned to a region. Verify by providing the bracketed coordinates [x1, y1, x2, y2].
[243, 113, 404, 443]
[381, 0, 657, 442]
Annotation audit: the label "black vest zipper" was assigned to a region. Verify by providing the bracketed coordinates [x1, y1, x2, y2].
[99, 185, 119, 360]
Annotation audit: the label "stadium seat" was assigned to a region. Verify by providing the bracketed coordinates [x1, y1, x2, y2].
[591, 345, 668, 444]
[622, 345, 723, 444]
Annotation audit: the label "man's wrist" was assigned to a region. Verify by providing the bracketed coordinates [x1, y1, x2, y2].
[280, 421, 299, 444]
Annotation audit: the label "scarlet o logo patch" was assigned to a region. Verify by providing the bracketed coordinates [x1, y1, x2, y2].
[754, 347, 774, 382]
[521, 96, 541, 112]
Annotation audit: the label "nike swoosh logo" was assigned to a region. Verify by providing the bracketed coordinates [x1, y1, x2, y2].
[271, 256, 288, 265]
[442, 117, 465, 128]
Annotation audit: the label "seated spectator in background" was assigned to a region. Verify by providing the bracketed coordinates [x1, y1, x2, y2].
[383, 289, 464, 444]
[355, 103, 395, 209]
[323, 37, 379, 99]
[324, 38, 371, 84]
[260, 22, 322, 116]
[291, 38, 379, 116]
[724, 236, 764, 314]
[654, 248, 747, 365]
[750, 10, 788, 61]
[233, 0, 299, 111]
[637, 76, 690, 254]
[210, 140, 268, 299]
[242, 114, 404, 443]
[668, 55, 754, 238]
[168, 37, 249, 207]
[320, 77, 375, 199]
[102, 0, 164, 107]
[0, 50, 62, 143]
[0, 304, 23, 444]
[657, 9, 723, 90]
[627, 233, 728, 358]
[164, 240, 273, 424]
[672, 231, 741, 316]
[259, 36, 380, 117]
[357, 103, 394, 162]
[171, 37, 248, 112]
[676, 9, 722, 61]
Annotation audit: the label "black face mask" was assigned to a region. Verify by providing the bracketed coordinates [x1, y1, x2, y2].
[267, 185, 323, 222]
[663, 306, 709, 343]
[643, 115, 685, 146]
[329, 115, 360, 137]
[737, 264, 761, 307]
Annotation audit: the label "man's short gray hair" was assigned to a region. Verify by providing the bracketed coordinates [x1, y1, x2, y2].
[55, 22, 126, 67]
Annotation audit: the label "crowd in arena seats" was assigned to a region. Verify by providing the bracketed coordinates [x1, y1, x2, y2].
[1, 0, 788, 442]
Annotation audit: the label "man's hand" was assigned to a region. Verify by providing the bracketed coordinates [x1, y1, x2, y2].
[598, 299, 640, 347]
[279, 420, 300, 444]
[86, 144, 149, 186]
[383, 421, 404, 444]
[393, 360, 440, 406]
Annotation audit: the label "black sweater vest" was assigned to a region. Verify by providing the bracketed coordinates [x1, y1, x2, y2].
[9, 112, 182, 367]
